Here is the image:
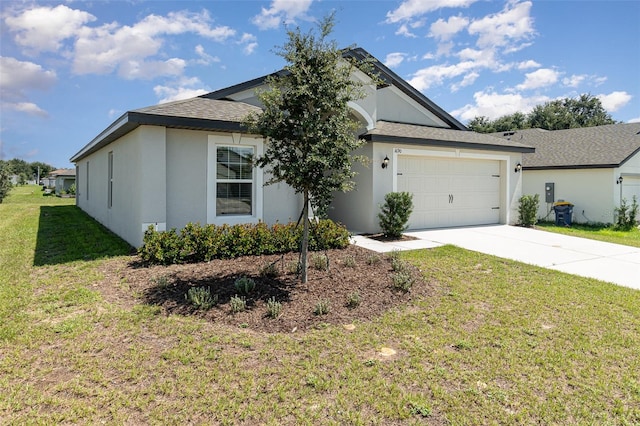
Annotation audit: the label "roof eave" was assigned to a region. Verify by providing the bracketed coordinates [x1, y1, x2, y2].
[363, 134, 536, 153]
[523, 164, 620, 171]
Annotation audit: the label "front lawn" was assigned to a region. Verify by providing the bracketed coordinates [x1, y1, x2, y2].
[1, 186, 639, 424]
[536, 221, 640, 248]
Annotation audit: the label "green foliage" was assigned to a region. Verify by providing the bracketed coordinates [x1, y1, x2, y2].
[67, 183, 76, 195]
[378, 192, 414, 239]
[342, 255, 356, 268]
[260, 262, 279, 278]
[138, 220, 349, 265]
[243, 13, 373, 282]
[229, 295, 246, 313]
[408, 401, 432, 418]
[265, 297, 282, 319]
[185, 286, 217, 310]
[392, 271, 415, 292]
[469, 94, 618, 133]
[234, 276, 256, 295]
[366, 254, 381, 265]
[0, 161, 13, 203]
[518, 194, 540, 227]
[346, 292, 361, 309]
[310, 253, 329, 271]
[313, 299, 330, 315]
[614, 196, 639, 231]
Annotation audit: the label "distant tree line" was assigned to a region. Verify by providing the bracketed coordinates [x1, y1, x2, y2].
[467, 94, 619, 133]
[0, 159, 56, 203]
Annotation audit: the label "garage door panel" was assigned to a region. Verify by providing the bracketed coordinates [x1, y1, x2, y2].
[398, 156, 501, 229]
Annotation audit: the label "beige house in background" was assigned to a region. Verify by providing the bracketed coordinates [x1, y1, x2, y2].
[493, 123, 640, 224]
[70, 47, 533, 248]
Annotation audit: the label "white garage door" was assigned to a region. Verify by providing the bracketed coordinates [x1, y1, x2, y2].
[397, 156, 501, 229]
[621, 177, 640, 203]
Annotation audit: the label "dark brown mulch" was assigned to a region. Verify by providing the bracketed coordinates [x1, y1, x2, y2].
[363, 233, 419, 242]
[96, 245, 433, 333]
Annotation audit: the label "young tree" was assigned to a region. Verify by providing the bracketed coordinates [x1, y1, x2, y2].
[244, 14, 371, 283]
[0, 161, 13, 203]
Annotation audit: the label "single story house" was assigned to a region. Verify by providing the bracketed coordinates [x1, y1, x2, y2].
[53, 168, 76, 196]
[70, 47, 533, 248]
[492, 123, 640, 224]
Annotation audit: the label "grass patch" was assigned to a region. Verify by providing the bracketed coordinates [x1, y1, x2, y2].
[536, 221, 640, 248]
[1, 185, 639, 424]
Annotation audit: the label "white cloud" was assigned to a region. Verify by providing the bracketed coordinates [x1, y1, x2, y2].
[452, 90, 550, 121]
[0, 57, 55, 117]
[517, 60, 540, 70]
[597, 91, 632, 112]
[384, 52, 407, 68]
[194, 45, 220, 65]
[3, 102, 49, 118]
[429, 15, 469, 41]
[562, 74, 586, 88]
[628, 116, 640, 123]
[73, 10, 235, 77]
[386, 0, 477, 23]
[3, 4, 95, 53]
[154, 77, 208, 103]
[451, 71, 479, 92]
[468, 1, 534, 50]
[408, 61, 476, 91]
[118, 58, 186, 80]
[239, 33, 258, 55]
[516, 68, 559, 90]
[395, 24, 417, 38]
[0, 57, 57, 98]
[252, 0, 313, 30]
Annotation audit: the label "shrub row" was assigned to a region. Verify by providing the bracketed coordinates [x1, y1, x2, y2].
[139, 220, 351, 265]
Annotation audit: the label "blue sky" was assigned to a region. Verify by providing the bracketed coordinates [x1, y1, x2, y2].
[1, 0, 639, 168]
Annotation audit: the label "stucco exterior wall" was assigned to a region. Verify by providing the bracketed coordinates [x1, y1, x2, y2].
[522, 168, 615, 224]
[618, 152, 640, 210]
[376, 86, 448, 128]
[330, 142, 523, 233]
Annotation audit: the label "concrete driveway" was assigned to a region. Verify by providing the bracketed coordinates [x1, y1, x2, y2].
[352, 225, 640, 290]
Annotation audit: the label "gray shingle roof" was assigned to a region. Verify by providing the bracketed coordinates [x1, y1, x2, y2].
[491, 123, 640, 168]
[133, 98, 262, 122]
[365, 120, 535, 153]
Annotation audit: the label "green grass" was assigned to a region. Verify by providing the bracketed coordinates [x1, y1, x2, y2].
[537, 221, 640, 248]
[1, 185, 639, 424]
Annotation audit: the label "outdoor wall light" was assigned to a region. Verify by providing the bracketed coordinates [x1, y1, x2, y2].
[616, 176, 624, 184]
[514, 163, 522, 173]
[382, 155, 390, 169]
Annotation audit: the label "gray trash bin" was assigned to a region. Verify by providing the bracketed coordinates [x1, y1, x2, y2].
[553, 202, 573, 226]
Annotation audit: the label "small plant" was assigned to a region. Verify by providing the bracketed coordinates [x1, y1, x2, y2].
[152, 275, 171, 289]
[310, 253, 328, 271]
[234, 276, 256, 295]
[366, 254, 380, 265]
[342, 255, 356, 268]
[363, 359, 376, 367]
[229, 295, 246, 313]
[378, 191, 414, 239]
[408, 402, 431, 418]
[287, 261, 302, 275]
[393, 271, 414, 292]
[260, 262, 279, 278]
[185, 286, 217, 310]
[518, 194, 540, 227]
[314, 299, 330, 315]
[265, 297, 282, 318]
[614, 196, 639, 231]
[346, 292, 361, 309]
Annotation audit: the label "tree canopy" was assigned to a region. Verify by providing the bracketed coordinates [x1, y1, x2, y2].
[468, 94, 618, 133]
[244, 14, 372, 283]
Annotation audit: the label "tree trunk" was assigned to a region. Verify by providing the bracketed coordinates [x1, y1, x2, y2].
[300, 190, 309, 283]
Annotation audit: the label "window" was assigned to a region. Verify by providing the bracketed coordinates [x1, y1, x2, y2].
[86, 161, 89, 200]
[216, 146, 253, 215]
[108, 151, 113, 208]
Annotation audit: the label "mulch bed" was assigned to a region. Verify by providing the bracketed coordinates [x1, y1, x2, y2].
[97, 245, 433, 333]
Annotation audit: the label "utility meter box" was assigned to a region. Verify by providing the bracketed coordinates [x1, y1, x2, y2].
[545, 183, 555, 203]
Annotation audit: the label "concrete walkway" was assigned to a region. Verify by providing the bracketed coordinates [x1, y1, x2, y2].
[352, 225, 640, 290]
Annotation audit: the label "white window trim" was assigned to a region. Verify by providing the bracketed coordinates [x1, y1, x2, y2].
[207, 135, 263, 225]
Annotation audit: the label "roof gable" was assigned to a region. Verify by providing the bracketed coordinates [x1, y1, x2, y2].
[492, 123, 640, 169]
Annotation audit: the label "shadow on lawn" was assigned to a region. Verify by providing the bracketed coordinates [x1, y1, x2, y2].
[34, 205, 133, 266]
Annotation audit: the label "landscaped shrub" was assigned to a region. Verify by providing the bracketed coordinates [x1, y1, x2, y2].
[265, 297, 282, 318]
[185, 286, 217, 310]
[614, 196, 639, 231]
[378, 192, 414, 239]
[229, 295, 246, 313]
[138, 219, 350, 265]
[234, 276, 256, 295]
[518, 194, 539, 227]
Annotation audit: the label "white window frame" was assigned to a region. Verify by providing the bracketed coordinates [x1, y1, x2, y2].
[207, 135, 263, 225]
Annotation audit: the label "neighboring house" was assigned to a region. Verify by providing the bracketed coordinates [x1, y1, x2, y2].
[52, 169, 76, 196]
[70, 47, 533, 248]
[492, 123, 640, 224]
